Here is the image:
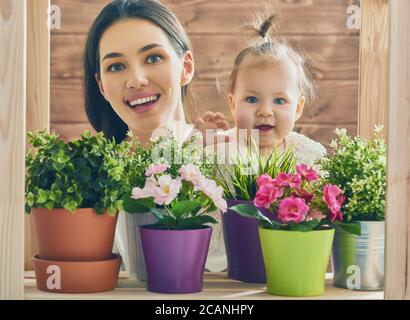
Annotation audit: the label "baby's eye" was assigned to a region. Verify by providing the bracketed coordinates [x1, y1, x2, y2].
[246, 96, 259, 104]
[274, 98, 286, 105]
[146, 54, 163, 64]
[107, 63, 125, 73]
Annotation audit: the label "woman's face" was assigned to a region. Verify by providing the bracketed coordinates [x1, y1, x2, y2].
[96, 18, 194, 137]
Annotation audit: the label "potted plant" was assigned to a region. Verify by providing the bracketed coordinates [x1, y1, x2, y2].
[118, 132, 216, 282]
[25, 130, 131, 293]
[215, 143, 297, 283]
[231, 164, 358, 296]
[126, 155, 227, 294]
[318, 127, 386, 291]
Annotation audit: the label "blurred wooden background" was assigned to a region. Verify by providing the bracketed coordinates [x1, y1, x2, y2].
[50, 0, 360, 147]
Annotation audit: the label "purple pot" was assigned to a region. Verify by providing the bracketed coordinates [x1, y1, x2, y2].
[139, 225, 212, 294]
[222, 199, 275, 283]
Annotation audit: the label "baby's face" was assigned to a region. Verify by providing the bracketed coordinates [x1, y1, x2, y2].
[229, 55, 305, 151]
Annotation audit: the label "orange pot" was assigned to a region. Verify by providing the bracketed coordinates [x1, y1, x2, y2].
[32, 208, 118, 261]
[33, 254, 121, 293]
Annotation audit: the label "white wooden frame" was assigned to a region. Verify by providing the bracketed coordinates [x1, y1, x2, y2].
[1, 0, 409, 300]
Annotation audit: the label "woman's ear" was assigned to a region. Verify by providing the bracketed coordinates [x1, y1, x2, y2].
[95, 73, 108, 101]
[295, 96, 306, 121]
[180, 51, 195, 86]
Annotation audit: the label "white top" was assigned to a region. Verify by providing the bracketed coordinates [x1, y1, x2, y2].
[204, 129, 327, 272]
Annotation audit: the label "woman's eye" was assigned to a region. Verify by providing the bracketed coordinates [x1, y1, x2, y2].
[107, 63, 125, 73]
[146, 54, 163, 64]
[274, 98, 286, 105]
[246, 96, 258, 104]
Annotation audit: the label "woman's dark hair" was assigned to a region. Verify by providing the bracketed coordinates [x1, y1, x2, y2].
[84, 0, 193, 142]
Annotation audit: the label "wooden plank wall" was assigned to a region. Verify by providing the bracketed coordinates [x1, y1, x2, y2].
[50, 0, 360, 147]
[385, 0, 410, 300]
[0, 0, 26, 300]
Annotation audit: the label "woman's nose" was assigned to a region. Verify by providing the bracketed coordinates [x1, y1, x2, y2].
[256, 102, 274, 118]
[126, 67, 149, 89]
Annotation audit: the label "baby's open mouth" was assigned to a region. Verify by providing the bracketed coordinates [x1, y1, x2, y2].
[125, 94, 161, 109]
[254, 124, 275, 131]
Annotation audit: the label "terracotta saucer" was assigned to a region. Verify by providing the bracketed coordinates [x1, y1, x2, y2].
[33, 254, 122, 294]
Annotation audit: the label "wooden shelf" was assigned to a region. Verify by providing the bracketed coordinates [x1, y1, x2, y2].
[24, 272, 383, 300]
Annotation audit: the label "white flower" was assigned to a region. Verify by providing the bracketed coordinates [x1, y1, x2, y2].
[178, 164, 204, 185]
[131, 176, 156, 199]
[196, 178, 227, 213]
[154, 175, 181, 206]
[131, 175, 181, 206]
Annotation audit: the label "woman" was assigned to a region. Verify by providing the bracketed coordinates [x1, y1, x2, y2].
[83, 0, 196, 281]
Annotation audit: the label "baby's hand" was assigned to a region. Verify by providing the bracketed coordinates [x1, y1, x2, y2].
[191, 112, 232, 146]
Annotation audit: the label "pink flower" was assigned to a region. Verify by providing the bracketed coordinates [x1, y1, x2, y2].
[277, 197, 309, 223]
[307, 209, 326, 222]
[145, 163, 170, 177]
[132, 175, 181, 206]
[254, 183, 281, 209]
[291, 189, 314, 203]
[296, 164, 318, 182]
[154, 175, 182, 205]
[257, 174, 273, 188]
[178, 164, 204, 185]
[131, 176, 157, 199]
[276, 173, 302, 189]
[196, 178, 227, 212]
[322, 184, 345, 222]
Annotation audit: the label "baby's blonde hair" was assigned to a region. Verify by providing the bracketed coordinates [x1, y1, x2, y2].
[229, 5, 317, 106]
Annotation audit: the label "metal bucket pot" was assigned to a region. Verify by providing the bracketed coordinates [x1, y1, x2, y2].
[115, 212, 156, 281]
[331, 221, 384, 291]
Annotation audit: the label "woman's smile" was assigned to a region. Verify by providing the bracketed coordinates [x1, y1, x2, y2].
[126, 94, 161, 113]
[124, 93, 161, 114]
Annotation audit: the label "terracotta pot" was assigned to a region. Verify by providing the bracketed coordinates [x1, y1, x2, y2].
[32, 208, 118, 261]
[33, 254, 121, 293]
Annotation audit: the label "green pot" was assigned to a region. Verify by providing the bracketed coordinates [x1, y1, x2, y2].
[259, 227, 335, 297]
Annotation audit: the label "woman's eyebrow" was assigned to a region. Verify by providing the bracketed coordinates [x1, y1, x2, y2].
[138, 43, 164, 53]
[102, 52, 123, 62]
[101, 44, 164, 62]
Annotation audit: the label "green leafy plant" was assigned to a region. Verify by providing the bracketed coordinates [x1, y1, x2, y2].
[317, 126, 386, 221]
[25, 130, 133, 215]
[215, 140, 297, 200]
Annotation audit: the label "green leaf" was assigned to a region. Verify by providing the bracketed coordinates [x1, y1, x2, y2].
[45, 201, 55, 210]
[171, 200, 201, 218]
[26, 193, 34, 206]
[336, 221, 361, 236]
[230, 204, 274, 227]
[123, 197, 152, 214]
[155, 216, 176, 228]
[288, 220, 320, 232]
[151, 208, 165, 220]
[176, 215, 218, 229]
[63, 201, 78, 213]
[37, 190, 48, 204]
[52, 161, 66, 171]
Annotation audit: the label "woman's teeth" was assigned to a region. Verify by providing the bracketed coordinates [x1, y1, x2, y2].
[128, 94, 159, 107]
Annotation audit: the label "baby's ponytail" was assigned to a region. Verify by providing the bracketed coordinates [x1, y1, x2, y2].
[229, 3, 317, 106]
